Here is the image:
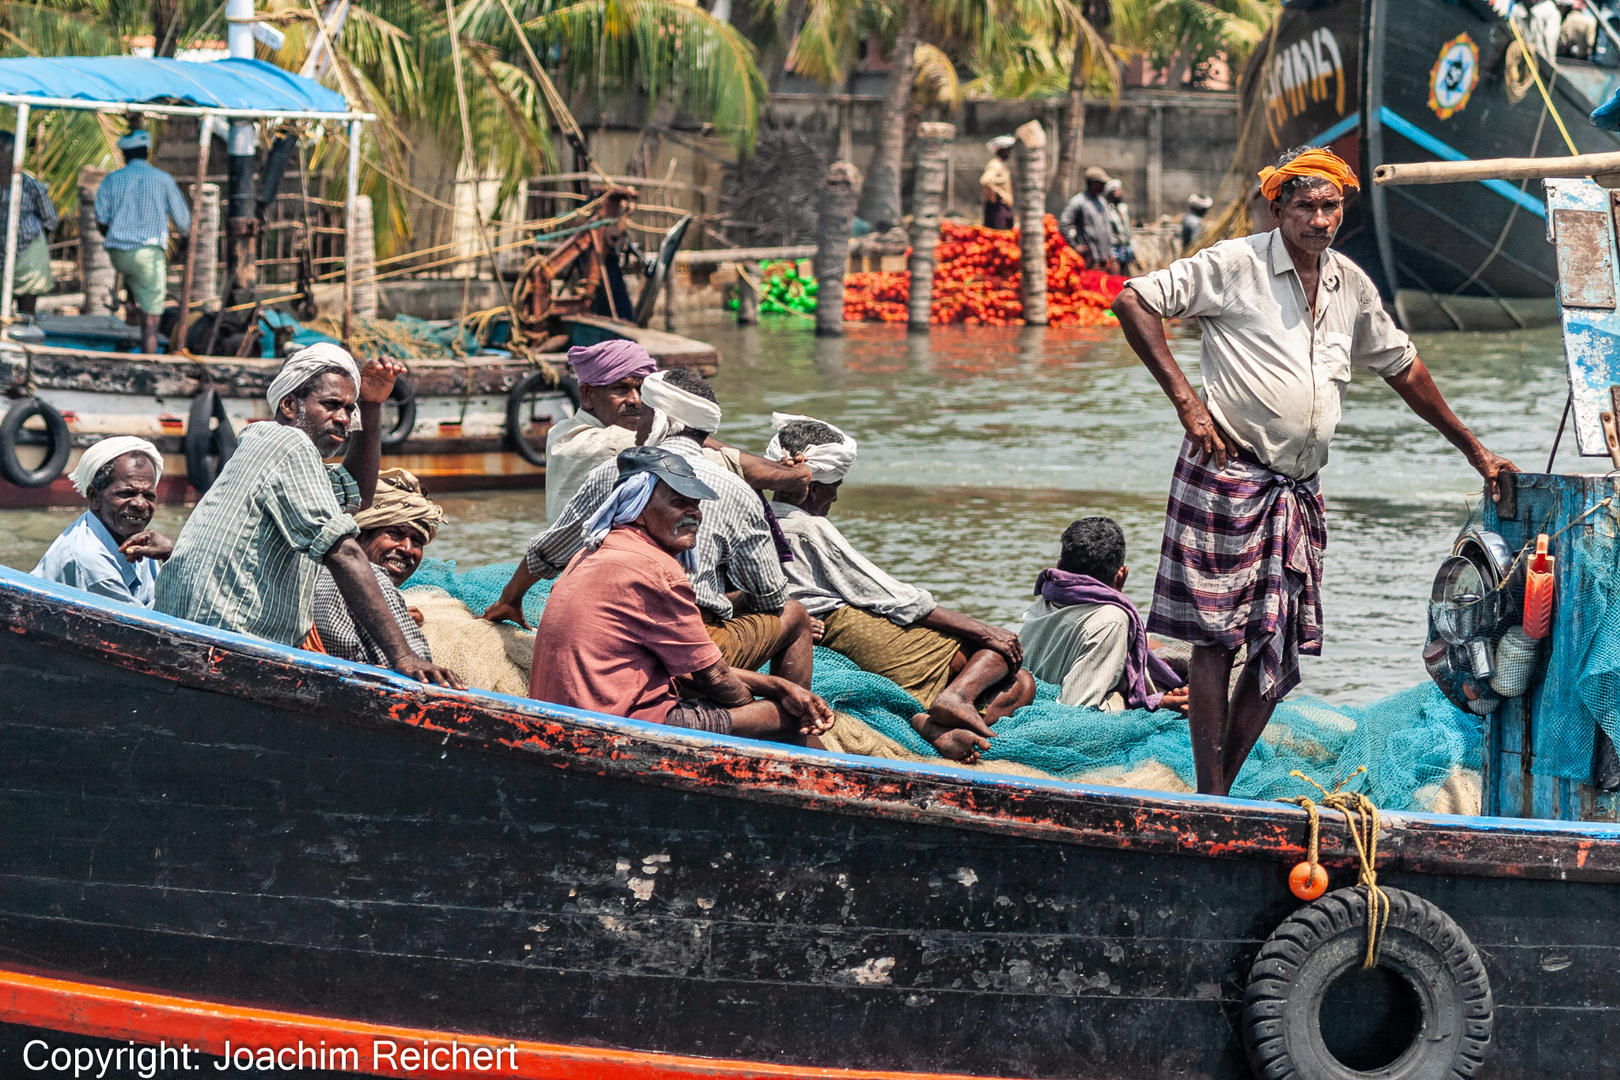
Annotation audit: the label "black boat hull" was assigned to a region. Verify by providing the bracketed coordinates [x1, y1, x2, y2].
[3, 570, 1620, 1078]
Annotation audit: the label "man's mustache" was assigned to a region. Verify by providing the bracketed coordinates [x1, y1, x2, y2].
[675, 516, 701, 530]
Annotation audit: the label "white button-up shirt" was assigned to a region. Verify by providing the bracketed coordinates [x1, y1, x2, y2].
[1126, 230, 1415, 479]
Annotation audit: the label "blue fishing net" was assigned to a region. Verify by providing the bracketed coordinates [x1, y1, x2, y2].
[1531, 523, 1620, 780]
[405, 558, 1482, 812]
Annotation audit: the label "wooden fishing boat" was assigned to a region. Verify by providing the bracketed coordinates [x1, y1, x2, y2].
[1243, 0, 1620, 329]
[3, 562, 1620, 1080]
[0, 57, 713, 508]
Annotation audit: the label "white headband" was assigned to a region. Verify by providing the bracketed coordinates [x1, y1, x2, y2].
[266, 342, 363, 431]
[764, 412, 858, 483]
[72, 436, 164, 496]
[639, 370, 722, 435]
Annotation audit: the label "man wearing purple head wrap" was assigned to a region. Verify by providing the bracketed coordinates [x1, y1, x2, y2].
[545, 340, 658, 520]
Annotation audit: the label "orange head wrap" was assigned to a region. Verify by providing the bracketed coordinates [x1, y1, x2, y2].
[1257, 148, 1360, 202]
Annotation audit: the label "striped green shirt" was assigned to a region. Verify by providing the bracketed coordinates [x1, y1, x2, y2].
[155, 423, 360, 646]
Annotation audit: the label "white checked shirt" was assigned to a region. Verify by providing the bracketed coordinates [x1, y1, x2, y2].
[1126, 230, 1415, 479]
[526, 435, 789, 620]
[94, 159, 191, 250]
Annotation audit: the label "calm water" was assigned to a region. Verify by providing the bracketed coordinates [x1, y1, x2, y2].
[0, 316, 1569, 702]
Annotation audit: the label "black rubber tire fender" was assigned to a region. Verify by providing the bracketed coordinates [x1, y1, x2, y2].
[0, 397, 72, 488]
[505, 369, 581, 467]
[184, 388, 239, 496]
[1243, 886, 1493, 1080]
[380, 376, 417, 449]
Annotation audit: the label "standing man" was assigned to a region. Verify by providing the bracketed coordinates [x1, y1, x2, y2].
[94, 130, 190, 354]
[1059, 167, 1115, 270]
[1181, 193, 1213, 253]
[1102, 179, 1136, 276]
[980, 136, 1016, 231]
[1110, 146, 1516, 796]
[156, 343, 462, 688]
[546, 339, 655, 519]
[0, 129, 59, 316]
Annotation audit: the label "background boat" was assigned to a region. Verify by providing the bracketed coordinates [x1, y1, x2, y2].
[1241, 0, 1620, 330]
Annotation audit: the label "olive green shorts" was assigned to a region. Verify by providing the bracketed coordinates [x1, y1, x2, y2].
[108, 244, 169, 315]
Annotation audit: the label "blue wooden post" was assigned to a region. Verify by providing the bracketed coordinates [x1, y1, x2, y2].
[1482, 472, 1620, 821]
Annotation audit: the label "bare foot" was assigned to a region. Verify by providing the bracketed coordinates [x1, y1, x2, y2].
[982, 669, 1036, 725]
[912, 713, 990, 762]
[927, 688, 995, 738]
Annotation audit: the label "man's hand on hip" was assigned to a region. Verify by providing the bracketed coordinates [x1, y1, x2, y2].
[1179, 401, 1231, 470]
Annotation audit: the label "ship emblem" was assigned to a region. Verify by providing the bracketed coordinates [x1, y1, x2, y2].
[1428, 33, 1479, 120]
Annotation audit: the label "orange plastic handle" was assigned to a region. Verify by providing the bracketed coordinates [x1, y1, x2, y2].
[1524, 533, 1555, 640]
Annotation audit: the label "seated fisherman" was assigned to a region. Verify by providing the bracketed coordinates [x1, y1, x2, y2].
[546, 340, 656, 520]
[312, 467, 443, 667]
[155, 344, 462, 688]
[767, 415, 1036, 761]
[486, 368, 817, 688]
[32, 436, 174, 606]
[532, 446, 834, 743]
[1021, 517, 1188, 712]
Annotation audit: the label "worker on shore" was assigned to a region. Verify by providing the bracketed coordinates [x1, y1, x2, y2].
[1103, 179, 1137, 276]
[0, 129, 58, 317]
[1181, 194, 1213, 253]
[980, 136, 1016, 231]
[31, 437, 173, 606]
[1059, 167, 1115, 271]
[545, 340, 656, 520]
[1110, 145, 1516, 796]
[94, 130, 190, 355]
[155, 344, 462, 688]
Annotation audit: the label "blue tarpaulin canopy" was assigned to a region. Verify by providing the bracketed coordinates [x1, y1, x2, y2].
[0, 56, 353, 117]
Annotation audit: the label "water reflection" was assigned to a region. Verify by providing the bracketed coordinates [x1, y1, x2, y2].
[0, 317, 1572, 703]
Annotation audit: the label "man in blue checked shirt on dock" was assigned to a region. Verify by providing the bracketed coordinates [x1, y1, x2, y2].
[94, 129, 190, 354]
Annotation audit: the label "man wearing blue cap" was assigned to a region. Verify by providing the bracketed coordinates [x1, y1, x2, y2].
[95, 129, 191, 354]
[532, 446, 834, 744]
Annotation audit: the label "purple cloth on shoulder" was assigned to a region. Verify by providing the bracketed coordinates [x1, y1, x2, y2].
[1034, 567, 1183, 711]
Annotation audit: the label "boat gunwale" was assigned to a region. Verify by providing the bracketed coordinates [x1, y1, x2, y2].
[3, 564, 1618, 883]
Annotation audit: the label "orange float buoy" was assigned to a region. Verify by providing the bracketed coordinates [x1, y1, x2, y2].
[1289, 861, 1328, 901]
[1523, 533, 1555, 640]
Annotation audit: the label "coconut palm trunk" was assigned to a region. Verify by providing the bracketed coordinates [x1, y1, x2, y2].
[1054, 47, 1086, 209]
[854, 0, 922, 232]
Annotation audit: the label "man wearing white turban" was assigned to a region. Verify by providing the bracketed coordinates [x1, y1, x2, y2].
[768, 417, 1036, 762]
[486, 368, 818, 689]
[156, 346, 463, 689]
[32, 437, 174, 607]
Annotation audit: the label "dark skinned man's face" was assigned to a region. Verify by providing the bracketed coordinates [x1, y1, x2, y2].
[280, 372, 357, 458]
[634, 480, 703, 555]
[88, 454, 158, 543]
[1272, 183, 1343, 260]
[802, 479, 841, 518]
[360, 525, 426, 587]
[580, 377, 644, 431]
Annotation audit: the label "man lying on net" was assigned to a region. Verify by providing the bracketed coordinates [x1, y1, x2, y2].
[485, 368, 817, 688]
[1020, 517, 1188, 713]
[532, 447, 833, 744]
[766, 415, 1036, 763]
[32, 437, 173, 607]
[312, 467, 443, 667]
[155, 344, 462, 689]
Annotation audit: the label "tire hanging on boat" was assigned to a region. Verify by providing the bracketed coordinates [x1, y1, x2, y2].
[505, 369, 581, 467]
[0, 397, 72, 488]
[380, 376, 417, 449]
[184, 389, 238, 495]
[1243, 886, 1493, 1080]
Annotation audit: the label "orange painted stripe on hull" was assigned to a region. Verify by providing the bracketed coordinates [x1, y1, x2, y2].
[0, 967, 1005, 1080]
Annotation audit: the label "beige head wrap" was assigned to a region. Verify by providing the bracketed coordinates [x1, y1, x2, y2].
[352, 468, 445, 543]
[267, 342, 364, 431]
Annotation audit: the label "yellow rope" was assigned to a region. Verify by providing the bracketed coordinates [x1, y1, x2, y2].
[1506, 17, 1579, 155]
[1286, 768, 1388, 969]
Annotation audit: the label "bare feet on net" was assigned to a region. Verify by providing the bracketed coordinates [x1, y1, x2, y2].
[982, 669, 1036, 725]
[912, 713, 991, 763]
[926, 689, 996, 739]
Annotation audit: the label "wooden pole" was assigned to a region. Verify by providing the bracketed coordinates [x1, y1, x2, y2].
[193, 183, 220, 306]
[1374, 152, 1620, 186]
[737, 261, 759, 325]
[1147, 104, 1164, 222]
[1, 103, 28, 330]
[344, 118, 360, 344]
[351, 193, 377, 318]
[1014, 120, 1048, 327]
[171, 112, 212, 354]
[663, 262, 679, 331]
[814, 161, 861, 338]
[78, 167, 115, 316]
[908, 121, 953, 333]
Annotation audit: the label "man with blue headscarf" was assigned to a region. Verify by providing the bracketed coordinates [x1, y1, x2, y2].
[532, 446, 833, 744]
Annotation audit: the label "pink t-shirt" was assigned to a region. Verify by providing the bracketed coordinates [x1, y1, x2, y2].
[531, 525, 725, 723]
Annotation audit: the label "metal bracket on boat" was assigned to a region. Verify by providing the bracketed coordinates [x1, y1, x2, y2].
[1600, 386, 1620, 470]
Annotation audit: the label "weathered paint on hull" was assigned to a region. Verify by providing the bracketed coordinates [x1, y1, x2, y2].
[2, 569, 1619, 1078]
